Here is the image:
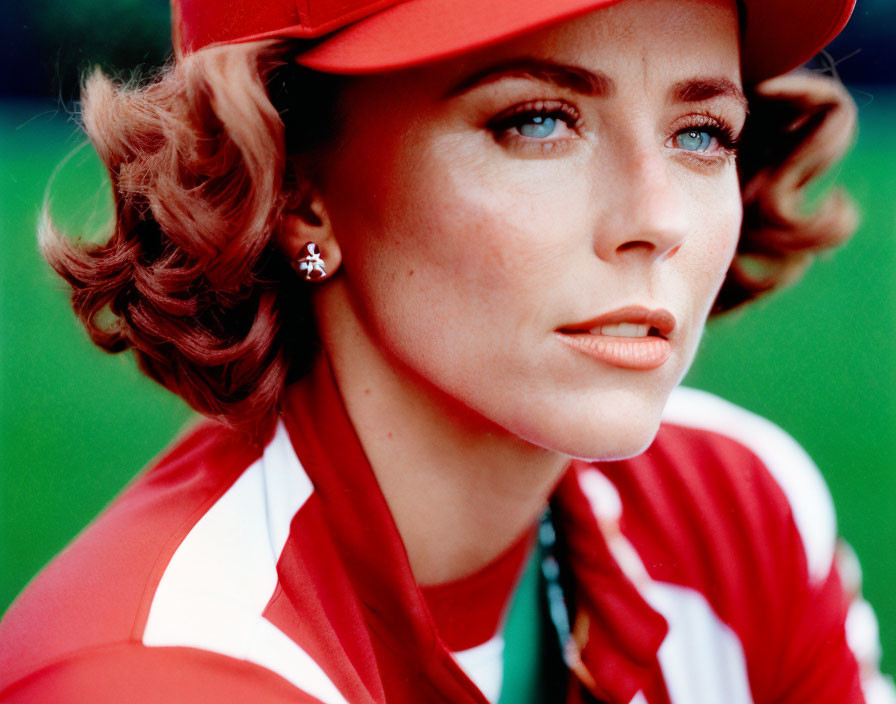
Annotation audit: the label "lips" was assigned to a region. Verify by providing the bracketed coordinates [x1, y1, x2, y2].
[558, 305, 676, 339]
[555, 305, 676, 370]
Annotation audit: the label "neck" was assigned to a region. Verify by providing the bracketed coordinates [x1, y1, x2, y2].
[317, 290, 570, 585]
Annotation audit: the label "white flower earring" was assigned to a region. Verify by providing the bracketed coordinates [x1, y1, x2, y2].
[296, 242, 327, 281]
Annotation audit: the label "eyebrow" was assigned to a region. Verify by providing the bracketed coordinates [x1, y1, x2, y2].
[444, 58, 613, 98]
[672, 77, 748, 111]
[445, 57, 747, 111]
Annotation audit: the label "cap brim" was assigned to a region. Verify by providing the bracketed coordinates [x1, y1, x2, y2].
[740, 0, 854, 81]
[289, 0, 854, 83]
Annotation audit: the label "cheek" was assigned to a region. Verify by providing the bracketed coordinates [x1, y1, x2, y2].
[711, 196, 742, 283]
[684, 175, 742, 291]
[341, 132, 584, 315]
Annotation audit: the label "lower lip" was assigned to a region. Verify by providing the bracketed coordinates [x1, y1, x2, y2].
[556, 332, 672, 370]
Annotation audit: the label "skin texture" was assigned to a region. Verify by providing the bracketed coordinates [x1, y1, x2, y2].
[280, 0, 745, 583]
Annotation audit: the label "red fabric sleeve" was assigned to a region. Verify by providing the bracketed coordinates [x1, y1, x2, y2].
[606, 422, 867, 703]
[0, 644, 327, 704]
[770, 563, 865, 704]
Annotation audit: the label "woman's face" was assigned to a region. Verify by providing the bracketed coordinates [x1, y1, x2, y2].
[317, 0, 745, 460]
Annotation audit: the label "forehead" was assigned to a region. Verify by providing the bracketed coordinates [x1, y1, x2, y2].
[330, 0, 745, 158]
[418, 0, 742, 92]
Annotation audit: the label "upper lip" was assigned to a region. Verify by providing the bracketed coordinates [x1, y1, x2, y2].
[558, 305, 677, 339]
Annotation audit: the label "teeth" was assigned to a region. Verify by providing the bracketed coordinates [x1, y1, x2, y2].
[593, 323, 650, 337]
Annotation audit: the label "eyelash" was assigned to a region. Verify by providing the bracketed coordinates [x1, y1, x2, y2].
[486, 101, 740, 158]
[673, 112, 741, 157]
[485, 100, 581, 155]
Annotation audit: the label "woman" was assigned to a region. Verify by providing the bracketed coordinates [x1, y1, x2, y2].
[0, 0, 890, 702]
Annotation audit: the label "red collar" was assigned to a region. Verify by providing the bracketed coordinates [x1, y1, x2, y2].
[553, 466, 669, 703]
[420, 524, 534, 652]
[280, 351, 667, 704]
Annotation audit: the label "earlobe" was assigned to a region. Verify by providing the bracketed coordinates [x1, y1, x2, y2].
[277, 189, 342, 281]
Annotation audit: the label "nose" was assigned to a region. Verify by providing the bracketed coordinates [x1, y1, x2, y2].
[592, 145, 689, 264]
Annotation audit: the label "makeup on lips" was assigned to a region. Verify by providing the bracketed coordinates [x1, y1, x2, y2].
[555, 306, 676, 370]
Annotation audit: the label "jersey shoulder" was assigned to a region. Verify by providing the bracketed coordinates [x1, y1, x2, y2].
[0, 420, 266, 694]
[0, 643, 324, 704]
[660, 385, 837, 583]
[598, 386, 837, 594]
[595, 388, 861, 700]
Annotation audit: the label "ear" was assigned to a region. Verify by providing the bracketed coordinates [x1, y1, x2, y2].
[276, 184, 342, 281]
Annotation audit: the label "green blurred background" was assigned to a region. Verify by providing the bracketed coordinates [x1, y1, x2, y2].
[2, 0, 895, 680]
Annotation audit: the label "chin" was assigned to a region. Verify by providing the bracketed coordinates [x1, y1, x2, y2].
[513, 390, 669, 463]
[566, 422, 663, 463]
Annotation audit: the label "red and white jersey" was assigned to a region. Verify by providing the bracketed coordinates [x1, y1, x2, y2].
[1, 354, 892, 704]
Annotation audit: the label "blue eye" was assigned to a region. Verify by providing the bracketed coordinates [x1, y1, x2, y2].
[487, 101, 579, 148]
[518, 115, 558, 139]
[676, 129, 713, 152]
[487, 101, 581, 154]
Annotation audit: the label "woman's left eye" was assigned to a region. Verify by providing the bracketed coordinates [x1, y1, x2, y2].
[670, 118, 739, 157]
[675, 129, 714, 152]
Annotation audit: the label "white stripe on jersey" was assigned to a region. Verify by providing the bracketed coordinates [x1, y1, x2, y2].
[663, 386, 836, 583]
[646, 582, 754, 704]
[142, 422, 348, 704]
[451, 634, 505, 703]
[847, 598, 896, 704]
[577, 465, 755, 704]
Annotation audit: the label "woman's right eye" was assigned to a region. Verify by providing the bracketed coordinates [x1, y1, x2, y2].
[517, 114, 561, 139]
[486, 100, 581, 149]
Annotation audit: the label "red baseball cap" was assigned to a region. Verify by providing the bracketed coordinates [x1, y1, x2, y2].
[173, 0, 855, 83]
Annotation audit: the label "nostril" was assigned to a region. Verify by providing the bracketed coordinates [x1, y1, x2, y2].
[616, 240, 655, 253]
